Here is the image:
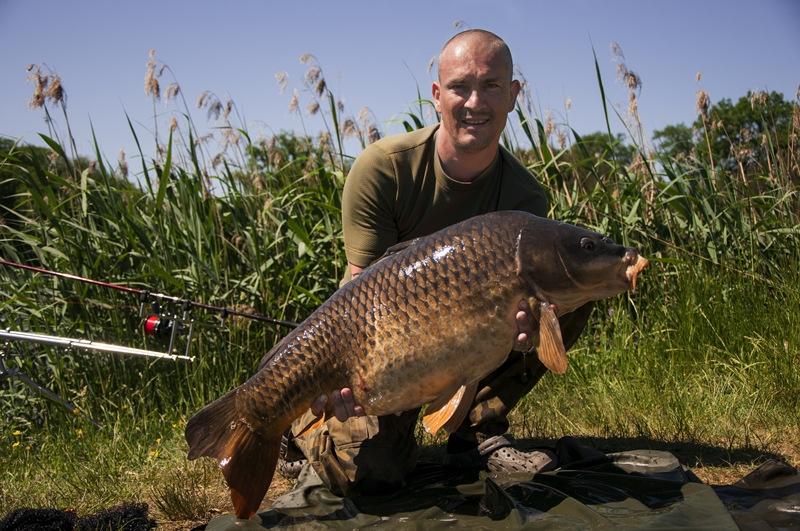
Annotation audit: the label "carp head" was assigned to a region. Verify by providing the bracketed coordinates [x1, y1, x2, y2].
[515, 220, 648, 374]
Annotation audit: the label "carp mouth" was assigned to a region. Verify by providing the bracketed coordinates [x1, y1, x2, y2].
[536, 250, 649, 316]
[625, 253, 649, 291]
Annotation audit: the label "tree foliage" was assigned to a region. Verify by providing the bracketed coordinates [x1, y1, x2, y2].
[651, 123, 694, 159]
[652, 91, 798, 181]
[695, 90, 795, 173]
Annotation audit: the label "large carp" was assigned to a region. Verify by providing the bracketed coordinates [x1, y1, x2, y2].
[185, 211, 648, 519]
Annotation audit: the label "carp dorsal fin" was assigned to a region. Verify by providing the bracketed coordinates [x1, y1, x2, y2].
[536, 301, 568, 374]
[422, 381, 478, 435]
[354, 238, 420, 277]
[371, 238, 419, 265]
[257, 335, 290, 371]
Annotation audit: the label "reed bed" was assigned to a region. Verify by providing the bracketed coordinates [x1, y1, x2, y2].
[1, 49, 798, 524]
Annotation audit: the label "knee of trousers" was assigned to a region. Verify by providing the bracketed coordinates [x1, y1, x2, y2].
[291, 407, 421, 495]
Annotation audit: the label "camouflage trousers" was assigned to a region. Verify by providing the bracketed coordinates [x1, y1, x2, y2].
[291, 302, 595, 496]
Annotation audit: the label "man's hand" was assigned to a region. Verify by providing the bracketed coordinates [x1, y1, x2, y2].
[310, 388, 366, 422]
[513, 299, 537, 351]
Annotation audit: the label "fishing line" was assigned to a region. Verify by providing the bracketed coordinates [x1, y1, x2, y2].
[0, 297, 139, 311]
[0, 258, 301, 429]
[0, 259, 300, 329]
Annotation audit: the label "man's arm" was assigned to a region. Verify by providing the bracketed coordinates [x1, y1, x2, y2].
[349, 263, 364, 280]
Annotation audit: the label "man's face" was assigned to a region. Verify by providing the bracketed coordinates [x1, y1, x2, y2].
[433, 42, 520, 156]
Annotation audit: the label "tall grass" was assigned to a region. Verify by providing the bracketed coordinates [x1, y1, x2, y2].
[1, 49, 798, 520]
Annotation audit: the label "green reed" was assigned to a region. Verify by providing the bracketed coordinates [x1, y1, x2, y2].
[1, 50, 798, 518]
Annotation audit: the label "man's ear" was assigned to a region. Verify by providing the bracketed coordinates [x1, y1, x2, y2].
[432, 81, 442, 113]
[508, 79, 521, 112]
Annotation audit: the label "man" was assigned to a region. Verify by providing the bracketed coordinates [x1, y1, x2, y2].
[280, 29, 593, 495]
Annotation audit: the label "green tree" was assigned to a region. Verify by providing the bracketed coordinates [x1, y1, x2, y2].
[516, 131, 640, 201]
[652, 123, 694, 159]
[693, 90, 796, 173]
[572, 131, 636, 166]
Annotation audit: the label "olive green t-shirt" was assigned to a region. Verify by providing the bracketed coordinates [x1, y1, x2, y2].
[342, 124, 549, 271]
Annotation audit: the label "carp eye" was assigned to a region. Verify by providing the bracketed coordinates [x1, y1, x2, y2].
[580, 237, 595, 251]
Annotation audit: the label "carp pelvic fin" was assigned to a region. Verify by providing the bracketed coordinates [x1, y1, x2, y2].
[536, 301, 568, 374]
[422, 381, 478, 435]
[294, 409, 332, 438]
[185, 390, 279, 520]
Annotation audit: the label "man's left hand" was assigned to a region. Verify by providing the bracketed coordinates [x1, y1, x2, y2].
[513, 299, 536, 351]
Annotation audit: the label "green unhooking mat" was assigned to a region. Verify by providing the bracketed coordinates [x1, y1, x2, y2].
[201, 437, 800, 531]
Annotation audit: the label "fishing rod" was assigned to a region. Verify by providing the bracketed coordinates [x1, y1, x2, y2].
[1, 259, 300, 429]
[0, 259, 300, 329]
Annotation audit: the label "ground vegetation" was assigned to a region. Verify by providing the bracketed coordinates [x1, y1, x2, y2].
[1, 47, 798, 527]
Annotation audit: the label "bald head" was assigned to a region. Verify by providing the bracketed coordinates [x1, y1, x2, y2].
[438, 30, 514, 84]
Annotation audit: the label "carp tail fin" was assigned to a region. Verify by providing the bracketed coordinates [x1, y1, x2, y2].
[185, 390, 279, 520]
[226, 432, 280, 520]
[422, 381, 478, 435]
[536, 301, 567, 374]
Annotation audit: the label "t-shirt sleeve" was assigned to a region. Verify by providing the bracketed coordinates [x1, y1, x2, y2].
[341, 144, 400, 267]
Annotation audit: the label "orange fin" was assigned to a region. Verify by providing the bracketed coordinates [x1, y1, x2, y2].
[294, 409, 332, 438]
[185, 389, 280, 520]
[225, 434, 280, 520]
[422, 381, 478, 435]
[537, 301, 567, 374]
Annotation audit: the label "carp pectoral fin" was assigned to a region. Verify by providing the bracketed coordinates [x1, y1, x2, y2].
[185, 389, 279, 520]
[422, 381, 478, 435]
[537, 301, 568, 374]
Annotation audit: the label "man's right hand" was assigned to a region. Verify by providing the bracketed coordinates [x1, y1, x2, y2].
[311, 388, 366, 422]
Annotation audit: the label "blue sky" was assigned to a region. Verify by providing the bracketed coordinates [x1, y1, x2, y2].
[1, 0, 798, 164]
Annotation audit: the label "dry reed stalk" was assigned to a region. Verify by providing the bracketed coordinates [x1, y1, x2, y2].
[610, 42, 646, 153]
[696, 88, 716, 175]
[26, 64, 80, 177]
[118, 149, 128, 179]
[275, 72, 289, 95]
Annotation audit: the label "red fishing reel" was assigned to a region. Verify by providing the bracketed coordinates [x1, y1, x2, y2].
[143, 297, 189, 343]
[144, 315, 173, 341]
